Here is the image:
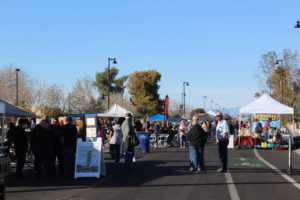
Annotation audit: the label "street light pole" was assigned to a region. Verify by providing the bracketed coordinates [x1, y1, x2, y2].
[15, 68, 20, 106]
[107, 57, 117, 109]
[182, 81, 189, 118]
[276, 59, 284, 103]
[203, 96, 207, 110]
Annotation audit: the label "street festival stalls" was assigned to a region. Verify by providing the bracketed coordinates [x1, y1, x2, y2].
[0, 100, 36, 195]
[75, 114, 106, 179]
[74, 103, 134, 178]
[238, 94, 294, 173]
[98, 104, 135, 162]
[98, 104, 134, 118]
[147, 114, 181, 122]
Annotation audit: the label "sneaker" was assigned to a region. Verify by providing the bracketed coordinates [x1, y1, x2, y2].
[197, 168, 206, 174]
[216, 168, 227, 173]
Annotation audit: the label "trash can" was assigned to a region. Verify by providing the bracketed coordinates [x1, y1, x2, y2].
[136, 132, 150, 153]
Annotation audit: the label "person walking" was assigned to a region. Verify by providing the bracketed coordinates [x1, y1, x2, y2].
[122, 113, 136, 168]
[262, 118, 271, 142]
[51, 118, 64, 177]
[60, 116, 77, 178]
[109, 118, 123, 163]
[215, 112, 230, 173]
[31, 115, 55, 178]
[179, 120, 188, 149]
[12, 119, 28, 179]
[186, 116, 207, 173]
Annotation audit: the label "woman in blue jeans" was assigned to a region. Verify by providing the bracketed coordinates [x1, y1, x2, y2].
[186, 116, 207, 173]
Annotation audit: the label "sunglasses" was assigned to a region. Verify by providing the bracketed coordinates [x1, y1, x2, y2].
[216, 115, 221, 117]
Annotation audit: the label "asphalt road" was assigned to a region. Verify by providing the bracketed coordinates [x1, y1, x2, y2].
[5, 140, 300, 200]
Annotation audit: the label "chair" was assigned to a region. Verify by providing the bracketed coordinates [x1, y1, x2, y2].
[150, 134, 157, 148]
[157, 134, 169, 148]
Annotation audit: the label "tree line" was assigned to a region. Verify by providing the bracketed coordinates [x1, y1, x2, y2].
[256, 49, 300, 121]
[0, 65, 168, 120]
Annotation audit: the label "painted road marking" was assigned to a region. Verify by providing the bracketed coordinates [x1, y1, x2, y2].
[229, 157, 267, 168]
[225, 171, 240, 200]
[254, 148, 300, 190]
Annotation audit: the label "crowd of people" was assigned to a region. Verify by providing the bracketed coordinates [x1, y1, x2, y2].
[6, 111, 236, 180]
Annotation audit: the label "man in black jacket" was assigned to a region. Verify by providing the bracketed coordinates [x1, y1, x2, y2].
[12, 119, 28, 179]
[61, 116, 77, 178]
[31, 115, 55, 178]
[186, 116, 207, 174]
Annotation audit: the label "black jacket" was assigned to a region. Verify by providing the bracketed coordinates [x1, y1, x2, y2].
[61, 123, 77, 150]
[186, 124, 206, 147]
[31, 120, 54, 151]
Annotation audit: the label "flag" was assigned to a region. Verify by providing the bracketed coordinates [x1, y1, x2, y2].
[164, 95, 169, 127]
[129, 98, 136, 106]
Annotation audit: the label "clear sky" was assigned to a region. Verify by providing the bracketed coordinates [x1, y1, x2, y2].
[1, 0, 300, 109]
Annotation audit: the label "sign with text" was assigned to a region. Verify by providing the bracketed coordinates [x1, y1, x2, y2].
[74, 138, 102, 178]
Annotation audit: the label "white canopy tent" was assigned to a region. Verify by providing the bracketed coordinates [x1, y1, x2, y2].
[239, 94, 294, 174]
[206, 110, 217, 116]
[239, 94, 294, 115]
[98, 104, 134, 118]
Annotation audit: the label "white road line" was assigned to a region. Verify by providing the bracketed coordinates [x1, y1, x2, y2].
[254, 148, 300, 190]
[225, 171, 240, 200]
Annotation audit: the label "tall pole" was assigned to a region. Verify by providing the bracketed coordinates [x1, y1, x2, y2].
[203, 96, 207, 110]
[16, 68, 20, 106]
[276, 59, 284, 103]
[183, 82, 186, 117]
[107, 57, 117, 109]
[107, 58, 110, 109]
[183, 81, 189, 118]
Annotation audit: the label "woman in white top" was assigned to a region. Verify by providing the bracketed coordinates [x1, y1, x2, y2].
[109, 118, 123, 163]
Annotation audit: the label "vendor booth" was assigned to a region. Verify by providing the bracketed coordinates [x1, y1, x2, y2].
[147, 114, 181, 122]
[0, 100, 36, 199]
[238, 94, 294, 173]
[98, 104, 134, 118]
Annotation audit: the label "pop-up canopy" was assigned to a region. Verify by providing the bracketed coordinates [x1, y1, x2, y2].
[239, 94, 294, 114]
[98, 104, 134, 118]
[0, 100, 36, 118]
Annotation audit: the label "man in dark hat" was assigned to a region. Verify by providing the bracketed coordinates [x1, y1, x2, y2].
[122, 113, 135, 168]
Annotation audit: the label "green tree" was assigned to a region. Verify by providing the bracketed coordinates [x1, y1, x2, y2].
[189, 108, 206, 118]
[95, 67, 128, 97]
[127, 70, 162, 118]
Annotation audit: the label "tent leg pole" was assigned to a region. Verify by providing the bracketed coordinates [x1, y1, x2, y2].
[1, 114, 4, 149]
[288, 115, 294, 175]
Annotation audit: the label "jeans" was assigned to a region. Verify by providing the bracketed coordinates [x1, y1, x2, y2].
[110, 144, 121, 162]
[15, 149, 26, 178]
[63, 147, 75, 177]
[189, 146, 205, 171]
[125, 149, 134, 168]
[218, 139, 229, 170]
[180, 136, 186, 148]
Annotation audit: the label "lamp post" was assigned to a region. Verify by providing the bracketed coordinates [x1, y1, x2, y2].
[203, 96, 207, 111]
[107, 57, 117, 109]
[182, 81, 189, 117]
[275, 59, 284, 103]
[15, 68, 20, 106]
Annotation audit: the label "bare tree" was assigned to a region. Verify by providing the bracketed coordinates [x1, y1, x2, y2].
[0, 65, 34, 108]
[67, 76, 101, 113]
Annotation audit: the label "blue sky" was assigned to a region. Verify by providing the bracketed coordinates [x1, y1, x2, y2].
[1, 0, 300, 109]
